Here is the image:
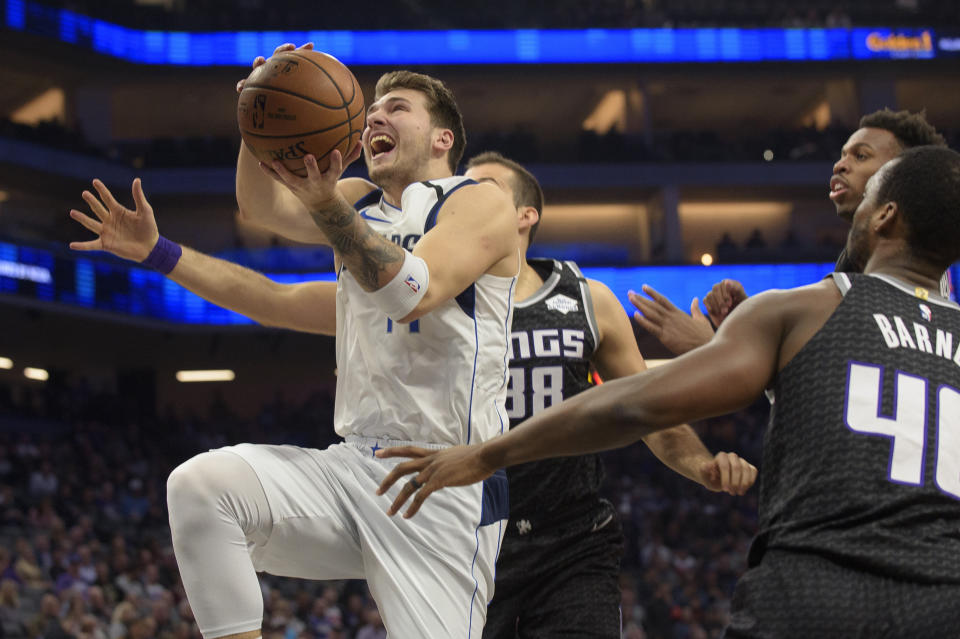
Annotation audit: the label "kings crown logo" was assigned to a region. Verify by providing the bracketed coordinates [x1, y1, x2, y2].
[546, 294, 579, 315]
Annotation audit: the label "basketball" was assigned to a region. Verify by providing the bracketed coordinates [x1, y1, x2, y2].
[237, 50, 364, 176]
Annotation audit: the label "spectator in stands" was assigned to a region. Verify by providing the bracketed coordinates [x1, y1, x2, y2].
[28, 460, 58, 498]
[355, 605, 387, 639]
[30, 593, 71, 639]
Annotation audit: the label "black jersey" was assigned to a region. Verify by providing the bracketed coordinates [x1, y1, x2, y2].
[836, 246, 951, 296]
[504, 259, 605, 532]
[752, 272, 960, 583]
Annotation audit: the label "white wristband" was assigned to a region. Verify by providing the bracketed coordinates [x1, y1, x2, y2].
[368, 250, 430, 321]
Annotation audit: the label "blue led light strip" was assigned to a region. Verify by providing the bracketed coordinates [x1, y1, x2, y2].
[2, 240, 958, 324]
[0, 0, 941, 65]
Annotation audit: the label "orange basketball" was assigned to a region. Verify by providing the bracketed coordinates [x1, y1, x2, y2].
[238, 50, 364, 177]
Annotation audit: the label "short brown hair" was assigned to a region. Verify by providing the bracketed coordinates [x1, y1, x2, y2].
[859, 108, 947, 150]
[467, 151, 545, 244]
[375, 71, 466, 172]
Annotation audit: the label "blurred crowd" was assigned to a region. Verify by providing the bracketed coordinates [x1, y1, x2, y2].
[0, 365, 767, 638]
[41, 0, 956, 30]
[14, 117, 959, 170]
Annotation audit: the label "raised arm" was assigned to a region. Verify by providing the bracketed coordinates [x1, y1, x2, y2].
[236, 143, 372, 244]
[70, 178, 337, 335]
[233, 42, 373, 244]
[483, 290, 784, 464]
[590, 280, 755, 494]
[267, 157, 518, 323]
[378, 289, 787, 516]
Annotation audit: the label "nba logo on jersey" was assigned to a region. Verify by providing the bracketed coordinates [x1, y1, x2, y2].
[546, 294, 579, 315]
[404, 276, 421, 293]
[919, 303, 932, 322]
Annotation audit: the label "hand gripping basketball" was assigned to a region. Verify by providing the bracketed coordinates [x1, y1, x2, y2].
[237, 45, 364, 176]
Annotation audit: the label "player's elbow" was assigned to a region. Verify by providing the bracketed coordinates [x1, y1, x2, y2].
[394, 297, 433, 324]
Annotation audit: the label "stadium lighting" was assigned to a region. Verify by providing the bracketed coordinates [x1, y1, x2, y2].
[0, 357, 12, 369]
[24, 367, 49, 381]
[176, 370, 236, 383]
[701, 253, 714, 266]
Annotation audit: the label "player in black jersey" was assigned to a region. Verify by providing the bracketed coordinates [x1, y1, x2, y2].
[378, 145, 960, 637]
[632, 108, 950, 355]
[449, 152, 756, 638]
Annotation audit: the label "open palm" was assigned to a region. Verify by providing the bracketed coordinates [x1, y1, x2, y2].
[69, 178, 159, 262]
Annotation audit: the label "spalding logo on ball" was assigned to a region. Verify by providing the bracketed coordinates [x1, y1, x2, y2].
[238, 50, 364, 176]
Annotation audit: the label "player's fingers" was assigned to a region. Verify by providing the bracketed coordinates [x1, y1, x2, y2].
[81, 191, 110, 222]
[735, 460, 758, 495]
[273, 43, 296, 55]
[745, 462, 758, 494]
[403, 482, 439, 519]
[236, 79, 246, 93]
[641, 284, 678, 310]
[703, 289, 721, 316]
[325, 149, 343, 176]
[717, 282, 734, 310]
[251, 55, 265, 69]
[690, 297, 704, 318]
[734, 460, 752, 495]
[302, 155, 322, 180]
[269, 160, 301, 186]
[377, 460, 421, 497]
[629, 293, 663, 322]
[132, 178, 151, 214]
[708, 281, 729, 311]
[631, 312, 661, 337]
[717, 453, 732, 493]
[725, 280, 748, 303]
[727, 453, 743, 495]
[257, 161, 285, 184]
[69, 239, 103, 252]
[91, 179, 123, 213]
[298, 42, 315, 50]
[69, 210, 103, 235]
[386, 480, 418, 516]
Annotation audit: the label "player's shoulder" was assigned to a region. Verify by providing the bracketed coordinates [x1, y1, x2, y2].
[729, 279, 842, 344]
[748, 277, 837, 304]
[583, 277, 618, 312]
[340, 178, 378, 206]
[439, 177, 513, 211]
[584, 276, 615, 298]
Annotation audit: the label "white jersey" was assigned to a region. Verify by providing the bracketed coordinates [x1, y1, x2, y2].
[334, 177, 517, 446]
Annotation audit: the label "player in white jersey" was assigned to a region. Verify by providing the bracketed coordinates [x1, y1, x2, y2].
[69, 58, 521, 638]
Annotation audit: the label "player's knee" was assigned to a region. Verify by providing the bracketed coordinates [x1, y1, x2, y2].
[167, 452, 225, 524]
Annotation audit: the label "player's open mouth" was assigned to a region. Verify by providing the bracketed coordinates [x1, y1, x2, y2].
[829, 177, 849, 201]
[370, 134, 396, 159]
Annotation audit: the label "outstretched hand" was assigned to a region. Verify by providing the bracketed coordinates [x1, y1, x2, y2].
[703, 279, 749, 327]
[698, 451, 757, 496]
[69, 178, 159, 262]
[629, 285, 715, 355]
[375, 445, 497, 518]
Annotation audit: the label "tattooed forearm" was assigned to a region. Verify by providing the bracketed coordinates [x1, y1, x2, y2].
[309, 196, 404, 291]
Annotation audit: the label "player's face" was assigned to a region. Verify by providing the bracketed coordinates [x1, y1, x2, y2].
[362, 89, 435, 185]
[845, 159, 898, 271]
[464, 163, 518, 203]
[831, 127, 902, 222]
